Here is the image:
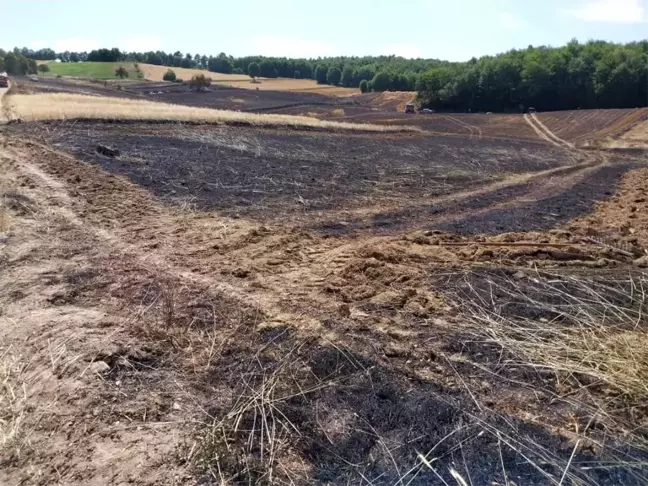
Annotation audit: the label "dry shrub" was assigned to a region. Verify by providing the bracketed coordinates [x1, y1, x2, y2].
[459, 271, 648, 398]
[6, 93, 418, 133]
[0, 347, 30, 466]
[451, 269, 648, 449]
[331, 108, 345, 117]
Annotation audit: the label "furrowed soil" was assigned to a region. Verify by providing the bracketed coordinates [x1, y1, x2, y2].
[3, 85, 648, 485]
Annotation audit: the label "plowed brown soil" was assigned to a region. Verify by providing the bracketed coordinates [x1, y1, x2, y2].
[538, 108, 648, 143]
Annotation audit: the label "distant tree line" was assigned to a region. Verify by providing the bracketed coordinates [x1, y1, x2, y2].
[4, 39, 647, 111]
[417, 40, 648, 112]
[0, 48, 38, 75]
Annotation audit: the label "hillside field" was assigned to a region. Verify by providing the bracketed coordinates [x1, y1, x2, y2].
[38, 61, 359, 95]
[40, 61, 142, 80]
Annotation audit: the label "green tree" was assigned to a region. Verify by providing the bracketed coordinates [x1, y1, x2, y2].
[341, 66, 354, 87]
[326, 67, 342, 85]
[27, 58, 37, 75]
[371, 71, 392, 92]
[37, 64, 50, 74]
[294, 70, 301, 79]
[189, 73, 211, 91]
[4, 53, 18, 74]
[208, 53, 234, 74]
[314, 65, 327, 84]
[259, 60, 276, 78]
[115, 66, 129, 79]
[181, 54, 193, 68]
[352, 66, 376, 86]
[163, 69, 177, 82]
[88, 48, 123, 62]
[359, 79, 369, 93]
[248, 62, 260, 81]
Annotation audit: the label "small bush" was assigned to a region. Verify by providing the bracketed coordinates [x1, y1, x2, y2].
[115, 66, 129, 79]
[175, 78, 184, 83]
[163, 69, 177, 82]
[331, 108, 345, 117]
[37, 64, 50, 74]
[359, 79, 369, 93]
[188, 74, 211, 92]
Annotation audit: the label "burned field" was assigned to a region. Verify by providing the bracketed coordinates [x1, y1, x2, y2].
[16, 122, 573, 227]
[127, 82, 338, 112]
[3, 99, 648, 486]
[537, 108, 648, 143]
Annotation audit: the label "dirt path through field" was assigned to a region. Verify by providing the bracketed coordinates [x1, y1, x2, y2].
[443, 115, 483, 139]
[0, 84, 10, 122]
[524, 113, 575, 150]
[0, 146, 199, 485]
[302, 154, 608, 233]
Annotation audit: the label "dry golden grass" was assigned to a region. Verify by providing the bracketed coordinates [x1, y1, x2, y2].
[460, 271, 648, 401]
[224, 78, 358, 96]
[6, 93, 416, 132]
[618, 118, 648, 142]
[139, 64, 250, 83]
[139, 64, 358, 96]
[367, 91, 418, 111]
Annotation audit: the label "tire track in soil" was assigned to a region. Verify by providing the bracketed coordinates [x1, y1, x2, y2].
[308, 156, 608, 235]
[4, 128, 623, 337]
[2, 141, 341, 341]
[0, 81, 13, 123]
[443, 115, 483, 140]
[0, 137, 576, 339]
[524, 113, 574, 150]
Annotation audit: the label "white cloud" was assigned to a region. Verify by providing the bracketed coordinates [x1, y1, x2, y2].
[117, 36, 163, 52]
[28, 40, 47, 49]
[53, 38, 100, 52]
[499, 12, 526, 30]
[243, 36, 336, 58]
[45, 36, 162, 54]
[566, 0, 645, 23]
[380, 44, 423, 59]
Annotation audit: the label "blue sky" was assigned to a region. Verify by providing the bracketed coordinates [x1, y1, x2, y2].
[1, 0, 646, 60]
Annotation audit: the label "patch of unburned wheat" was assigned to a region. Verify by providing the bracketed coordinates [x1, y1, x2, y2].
[7, 93, 415, 133]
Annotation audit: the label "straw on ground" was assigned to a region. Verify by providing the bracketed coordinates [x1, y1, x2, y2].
[6, 93, 416, 132]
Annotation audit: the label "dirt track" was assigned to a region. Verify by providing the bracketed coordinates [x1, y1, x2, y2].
[0, 85, 9, 122]
[3, 81, 648, 485]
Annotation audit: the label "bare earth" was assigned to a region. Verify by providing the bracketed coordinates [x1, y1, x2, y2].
[2, 78, 648, 485]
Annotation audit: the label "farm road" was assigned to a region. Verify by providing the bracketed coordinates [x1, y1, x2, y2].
[0, 83, 10, 123]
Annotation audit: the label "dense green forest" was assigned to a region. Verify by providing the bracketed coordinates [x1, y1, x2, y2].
[417, 40, 648, 112]
[2, 39, 647, 112]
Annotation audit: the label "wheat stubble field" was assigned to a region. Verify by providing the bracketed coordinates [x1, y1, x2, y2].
[2, 76, 648, 485]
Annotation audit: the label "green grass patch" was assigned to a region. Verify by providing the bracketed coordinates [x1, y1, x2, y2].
[44, 62, 142, 80]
